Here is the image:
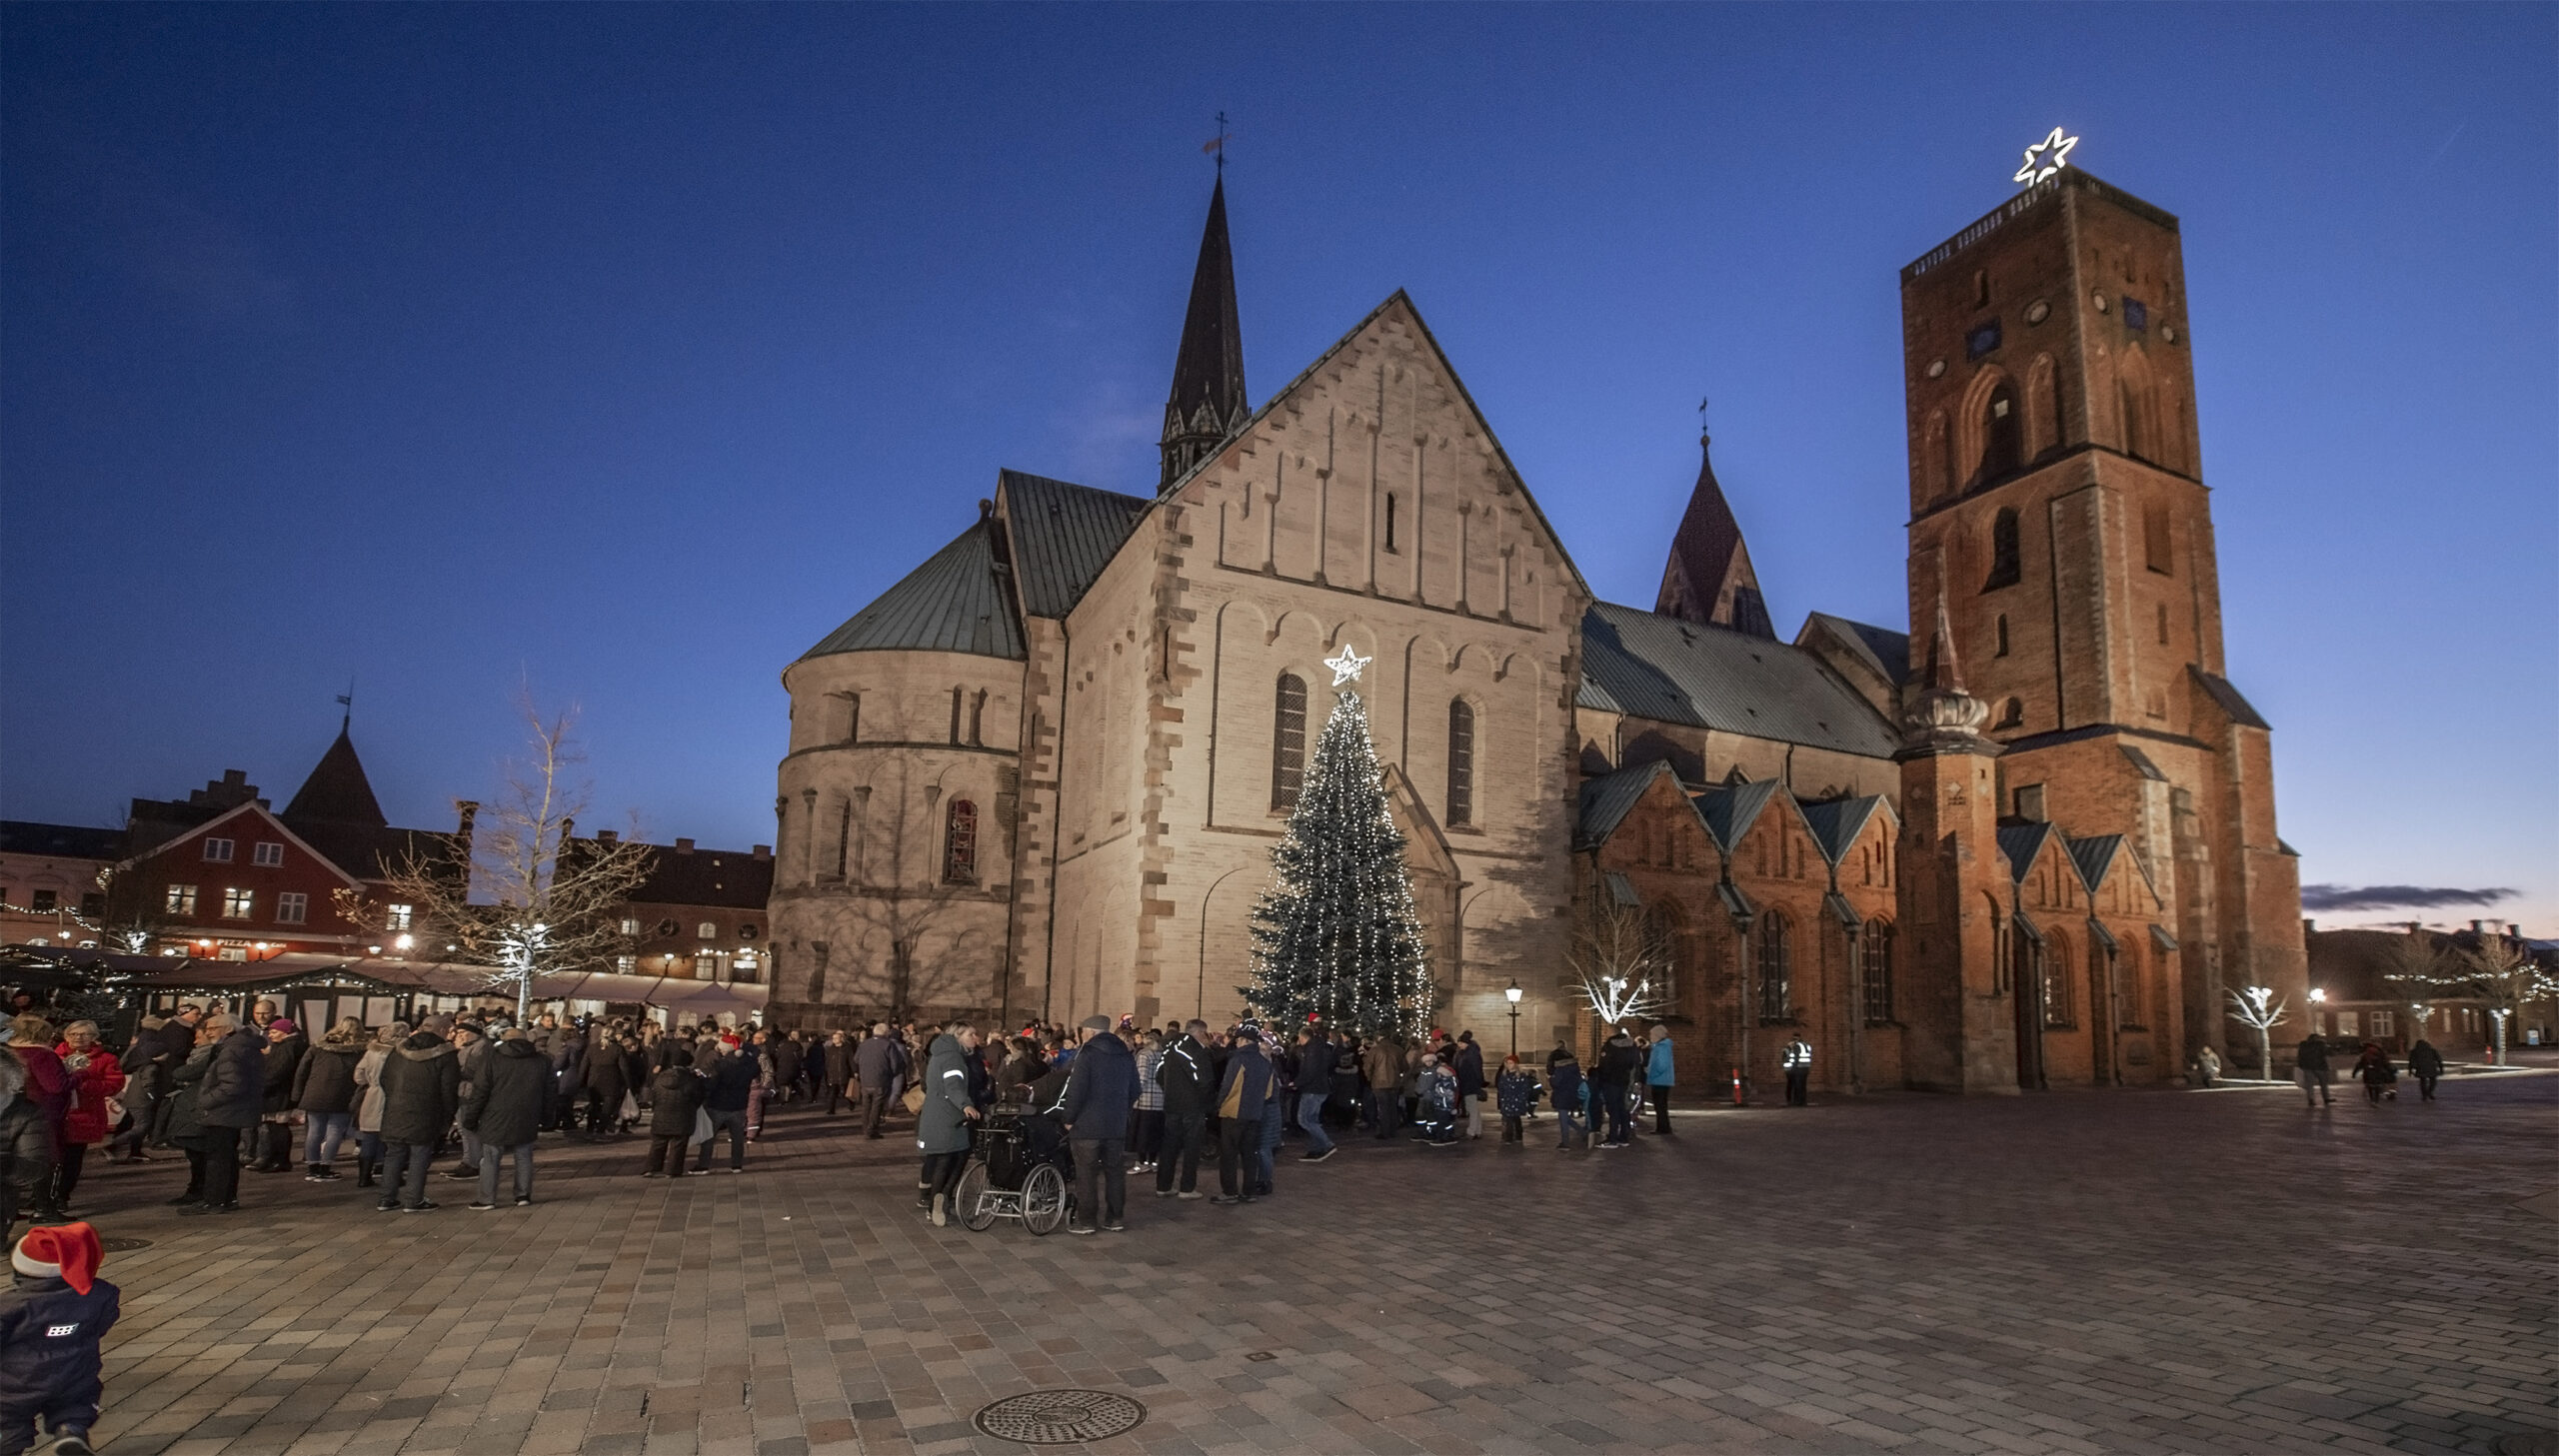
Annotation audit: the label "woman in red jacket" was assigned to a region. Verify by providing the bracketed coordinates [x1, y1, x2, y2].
[53, 1021, 127, 1214]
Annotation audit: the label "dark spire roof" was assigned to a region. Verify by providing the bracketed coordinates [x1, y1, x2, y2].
[1654, 432, 1771, 639]
[283, 726, 388, 827]
[1160, 177, 1248, 492]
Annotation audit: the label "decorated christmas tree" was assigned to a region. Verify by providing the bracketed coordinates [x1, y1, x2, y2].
[1241, 646, 1436, 1041]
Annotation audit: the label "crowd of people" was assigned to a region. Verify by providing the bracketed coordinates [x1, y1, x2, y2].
[0, 1000, 1716, 1242]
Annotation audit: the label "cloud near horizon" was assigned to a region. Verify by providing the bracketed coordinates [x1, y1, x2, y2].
[2299, 884, 2519, 913]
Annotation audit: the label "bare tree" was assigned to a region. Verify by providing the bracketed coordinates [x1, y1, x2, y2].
[75, 866, 183, 955]
[2226, 984, 2290, 1083]
[2462, 935, 2559, 1064]
[337, 695, 650, 1021]
[1566, 896, 1669, 1036]
[794, 761, 1006, 1021]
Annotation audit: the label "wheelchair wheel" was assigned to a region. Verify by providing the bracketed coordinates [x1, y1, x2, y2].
[1021, 1162, 1068, 1236]
[956, 1161, 996, 1232]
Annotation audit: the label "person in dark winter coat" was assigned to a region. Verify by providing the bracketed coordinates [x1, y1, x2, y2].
[158, 1036, 219, 1211]
[1293, 1028, 1336, 1160]
[822, 1032, 857, 1115]
[0, 1049, 55, 1237]
[579, 1028, 631, 1137]
[1591, 1029, 1643, 1146]
[1211, 1030, 1274, 1205]
[853, 1025, 900, 1138]
[249, 1018, 308, 1172]
[0, 1220, 119, 1456]
[187, 1018, 265, 1216]
[769, 1034, 804, 1104]
[914, 1027, 982, 1226]
[1452, 1032, 1486, 1140]
[545, 1020, 584, 1131]
[2408, 1039, 2445, 1101]
[461, 1030, 551, 1207]
[2293, 1032, 2333, 1108]
[375, 1031, 461, 1213]
[2351, 1042, 2397, 1104]
[1493, 1055, 1540, 1143]
[1059, 1017, 1136, 1233]
[1152, 1021, 1217, 1198]
[291, 1020, 366, 1181]
[1545, 1049, 1587, 1150]
[694, 1042, 758, 1173]
[643, 1050, 704, 1178]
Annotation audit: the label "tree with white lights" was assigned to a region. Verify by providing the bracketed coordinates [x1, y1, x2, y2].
[2226, 984, 2290, 1083]
[1241, 647, 1436, 1042]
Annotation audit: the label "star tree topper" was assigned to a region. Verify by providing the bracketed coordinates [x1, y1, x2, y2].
[2014, 127, 2078, 187]
[1323, 644, 1370, 686]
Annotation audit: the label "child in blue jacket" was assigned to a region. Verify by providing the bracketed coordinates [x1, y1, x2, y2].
[1493, 1056, 1541, 1143]
[1, 1220, 119, 1456]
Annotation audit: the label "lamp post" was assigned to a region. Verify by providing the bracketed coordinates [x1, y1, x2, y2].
[1505, 979, 1522, 1058]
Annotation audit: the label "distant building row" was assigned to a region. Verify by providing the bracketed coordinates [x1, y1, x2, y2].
[0, 726, 771, 984]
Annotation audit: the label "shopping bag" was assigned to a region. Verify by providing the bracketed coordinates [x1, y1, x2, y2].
[691, 1107, 713, 1146]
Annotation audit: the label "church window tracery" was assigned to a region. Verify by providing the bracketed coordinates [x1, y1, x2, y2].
[943, 798, 978, 884]
[1446, 698, 1475, 827]
[2042, 929, 2075, 1027]
[1756, 911, 1792, 1022]
[1862, 919, 1896, 1024]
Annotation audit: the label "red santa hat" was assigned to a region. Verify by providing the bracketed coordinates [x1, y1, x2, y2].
[13, 1221, 104, 1294]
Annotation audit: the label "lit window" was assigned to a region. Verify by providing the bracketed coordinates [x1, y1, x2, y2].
[204, 838, 235, 863]
[697, 921, 718, 940]
[944, 799, 979, 884]
[2336, 1011, 2360, 1037]
[276, 892, 308, 925]
[221, 888, 255, 919]
[166, 884, 198, 914]
[616, 955, 637, 974]
[252, 841, 284, 867]
[387, 903, 414, 930]
[620, 917, 642, 936]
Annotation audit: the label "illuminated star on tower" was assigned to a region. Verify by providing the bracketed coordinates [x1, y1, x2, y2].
[1323, 644, 1370, 686]
[2013, 127, 2079, 187]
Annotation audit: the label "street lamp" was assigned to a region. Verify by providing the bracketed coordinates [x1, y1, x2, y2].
[1505, 979, 1522, 1058]
[2308, 987, 2327, 1002]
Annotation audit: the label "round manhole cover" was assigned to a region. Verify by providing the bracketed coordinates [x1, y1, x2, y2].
[100, 1237, 153, 1252]
[974, 1389, 1146, 1445]
[2493, 1432, 2558, 1456]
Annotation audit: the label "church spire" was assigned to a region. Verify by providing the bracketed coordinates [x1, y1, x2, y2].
[1903, 582, 1991, 743]
[283, 723, 388, 827]
[1654, 422, 1772, 638]
[1159, 176, 1248, 493]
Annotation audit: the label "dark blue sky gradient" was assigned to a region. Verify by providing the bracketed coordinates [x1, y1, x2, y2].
[6, 5, 2552, 928]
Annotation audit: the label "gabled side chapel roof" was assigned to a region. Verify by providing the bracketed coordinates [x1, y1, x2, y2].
[1579, 603, 1901, 758]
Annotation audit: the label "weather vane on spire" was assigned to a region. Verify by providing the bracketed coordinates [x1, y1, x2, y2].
[1204, 111, 1231, 175]
[2014, 126, 2078, 187]
[336, 679, 355, 730]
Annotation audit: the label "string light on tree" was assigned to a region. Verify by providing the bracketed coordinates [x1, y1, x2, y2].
[1240, 647, 1435, 1041]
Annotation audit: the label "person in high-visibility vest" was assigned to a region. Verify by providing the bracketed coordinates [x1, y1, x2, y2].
[1781, 1036, 1813, 1106]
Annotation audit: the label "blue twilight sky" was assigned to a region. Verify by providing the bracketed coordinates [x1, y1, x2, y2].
[4, 5, 2552, 932]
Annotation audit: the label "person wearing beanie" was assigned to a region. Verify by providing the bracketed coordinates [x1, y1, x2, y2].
[0, 1220, 119, 1456]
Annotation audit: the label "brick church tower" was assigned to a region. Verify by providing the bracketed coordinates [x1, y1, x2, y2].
[1896, 162, 2306, 1074]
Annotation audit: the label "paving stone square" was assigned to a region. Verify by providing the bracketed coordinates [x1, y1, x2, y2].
[57, 1068, 2559, 1455]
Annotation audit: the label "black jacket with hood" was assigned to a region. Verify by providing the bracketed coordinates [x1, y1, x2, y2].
[462, 1037, 554, 1148]
[377, 1033, 462, 1143]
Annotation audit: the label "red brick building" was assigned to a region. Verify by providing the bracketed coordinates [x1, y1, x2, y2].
[101, 727, 469, 960]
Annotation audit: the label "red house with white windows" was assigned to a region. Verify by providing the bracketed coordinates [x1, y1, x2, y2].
[105, 726, 470, 960]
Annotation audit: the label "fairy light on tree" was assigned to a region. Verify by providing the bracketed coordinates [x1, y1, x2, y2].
[2226, 984, 2289, 1083]
[1240, 645, 1436, 1041]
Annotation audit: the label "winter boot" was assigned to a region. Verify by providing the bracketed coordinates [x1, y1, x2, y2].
[356, 1158, 379, 1189]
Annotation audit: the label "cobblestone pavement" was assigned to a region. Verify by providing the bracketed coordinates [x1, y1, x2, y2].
[60, 1066, 2559, 1456]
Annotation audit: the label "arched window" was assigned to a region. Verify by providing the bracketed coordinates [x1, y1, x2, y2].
[1862, 919, 1896, 1024]
[2119, 380, 2154, 462]
[1645, 902, 1683, 1013]
[2042, 929, 2075, 1027]
[1446, 699, 1475, 826]
[942, 798, 978, 884]
[1272, 673, 1307, 809]
[1982, 384, 2022, 481]
[1756, 911, 1791, 1023]
[1983, 507, 2021, 589]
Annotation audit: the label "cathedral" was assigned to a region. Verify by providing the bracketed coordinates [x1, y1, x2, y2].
[766, 161, 2308, 1094]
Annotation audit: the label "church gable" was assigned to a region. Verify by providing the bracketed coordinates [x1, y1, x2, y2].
[1170, 291, 1586, 634]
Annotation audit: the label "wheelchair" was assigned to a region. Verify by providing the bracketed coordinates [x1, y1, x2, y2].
[954, 1107, 1075, 1235]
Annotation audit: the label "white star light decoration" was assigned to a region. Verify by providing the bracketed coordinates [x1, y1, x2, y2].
[1323, 644, 1370, 686]
[2014, 127, 2078, 187]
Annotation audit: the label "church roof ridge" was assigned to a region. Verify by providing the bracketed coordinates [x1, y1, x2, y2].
[799, 518, 1026, 663]
[1155, 288, 1592, 605]
[1577, 600, 1899, 758]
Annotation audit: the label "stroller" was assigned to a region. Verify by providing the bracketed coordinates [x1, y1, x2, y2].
[954, 1107, 1076, 1235]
